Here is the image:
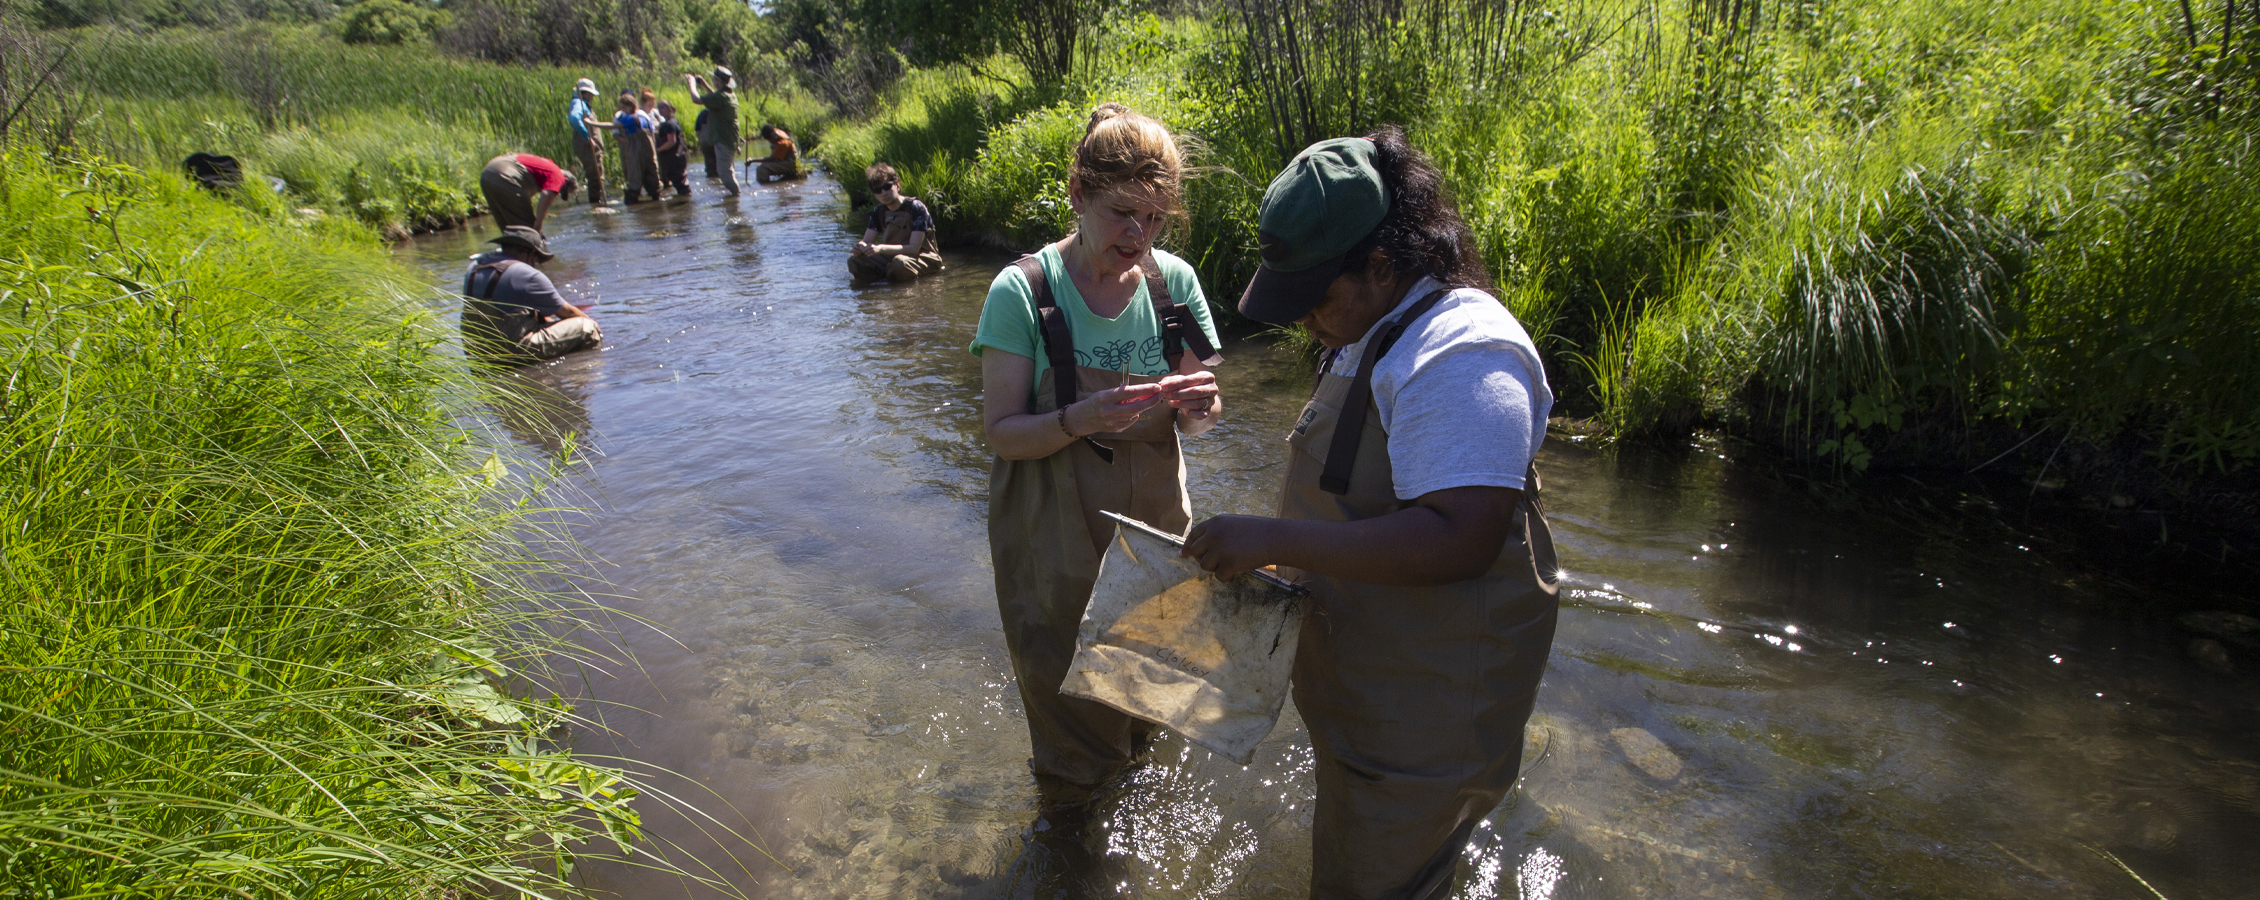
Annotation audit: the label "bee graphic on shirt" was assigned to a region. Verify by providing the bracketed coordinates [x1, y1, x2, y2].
[1079, 339, 1140, 372]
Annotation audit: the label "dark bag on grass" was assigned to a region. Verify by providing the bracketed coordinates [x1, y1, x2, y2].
[184, 153, 243, 191]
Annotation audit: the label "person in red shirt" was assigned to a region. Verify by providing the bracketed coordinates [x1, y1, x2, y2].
[479, 152, 578, 233]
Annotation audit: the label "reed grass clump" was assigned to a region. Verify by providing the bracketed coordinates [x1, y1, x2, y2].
[2018, 126, 2260, 474]
[0, 151, 737, 898]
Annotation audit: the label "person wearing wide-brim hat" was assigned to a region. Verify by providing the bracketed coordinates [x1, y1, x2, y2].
[1181, 127, 1559, 898]
[683, 65, 741, 197]
[462, 226, 602, 361]
[568, 78, 607, 206]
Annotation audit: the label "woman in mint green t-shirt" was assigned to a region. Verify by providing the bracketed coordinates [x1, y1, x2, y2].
[969, 104, 1225, 812]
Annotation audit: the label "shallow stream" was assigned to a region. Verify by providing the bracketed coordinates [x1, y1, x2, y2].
[403, 174, 2258, 899]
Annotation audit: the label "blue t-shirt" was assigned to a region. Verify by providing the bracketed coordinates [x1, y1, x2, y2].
[569, 97, 593, 140]
[463, 252, 563, 318]
[614, 110, 653, 136]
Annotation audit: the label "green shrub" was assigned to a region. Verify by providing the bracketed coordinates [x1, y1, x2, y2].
[339, 0, 442, 45]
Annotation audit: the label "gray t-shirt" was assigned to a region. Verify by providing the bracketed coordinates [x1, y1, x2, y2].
[463, 251, 563, 343]
[1322, 276, 1553, 498]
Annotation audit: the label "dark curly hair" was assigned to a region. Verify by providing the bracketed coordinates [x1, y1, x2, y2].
[1341, 125, 1492, 292]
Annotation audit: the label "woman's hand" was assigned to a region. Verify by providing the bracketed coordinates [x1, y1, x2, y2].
[1183, 515, 1280, 580]
[1156, 371, 1217, 415]
[1164, 356, 1222, 435]
[1066, 382, 1164, 435]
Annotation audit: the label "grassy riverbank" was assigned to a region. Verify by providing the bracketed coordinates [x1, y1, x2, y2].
[812, 1, 2260, 513]
[52, 24, 830, 235]
[0, 150, 741, 896]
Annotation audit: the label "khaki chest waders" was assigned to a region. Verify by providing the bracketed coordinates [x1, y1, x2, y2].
[1280, 290, 1561, 900]
[987, 252, 1221, 788]
[877, 205, 940, 253]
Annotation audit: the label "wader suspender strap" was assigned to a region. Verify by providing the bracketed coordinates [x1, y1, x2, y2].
[468, 259, 521, 302]
[1149, 259, 1224, 368]
[1013, 251, 1219, 464]
[1319, 289, 1451, 495]
[1016, 255, 1115, 463]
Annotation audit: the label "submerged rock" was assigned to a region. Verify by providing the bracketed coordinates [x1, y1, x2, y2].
[2179, 611, 2260, 651]
[2190, 638, 2236, 676]
[1611, 727, 1683, 781]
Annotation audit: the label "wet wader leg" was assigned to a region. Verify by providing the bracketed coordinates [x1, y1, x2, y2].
[885, 253, 943, 280]
[847, 254, 889, 281]
[574, 138, 605, 204]
[634, 140, 660, 201]
[754, 158, 790, 182]
[715, 144, 741, 196]
[990, 451, 1148, 787]
[1297, 587, 1555, 900]
[990, 368, 1182, 788]
[518, 316, 601, 359]
[619, 141, 644, 203]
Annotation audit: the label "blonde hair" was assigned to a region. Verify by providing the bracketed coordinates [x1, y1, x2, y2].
[1071, 103, 1184, 212]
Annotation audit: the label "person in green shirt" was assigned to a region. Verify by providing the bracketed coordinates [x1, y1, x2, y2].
[969, 103, 1225, 831]
[683, 66, 741, 197]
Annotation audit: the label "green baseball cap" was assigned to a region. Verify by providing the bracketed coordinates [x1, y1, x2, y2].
[1237, 137, 1390, 323]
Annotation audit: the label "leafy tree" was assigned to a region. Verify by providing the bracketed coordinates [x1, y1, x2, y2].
[865, 0, 1096, 83]
[340, 0, 442, 44]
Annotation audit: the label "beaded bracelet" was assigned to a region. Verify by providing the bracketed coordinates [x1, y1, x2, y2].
[1057, 406, 1073, 437]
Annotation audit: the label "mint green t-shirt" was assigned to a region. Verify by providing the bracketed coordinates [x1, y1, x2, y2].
[970, 245, 1223, 403]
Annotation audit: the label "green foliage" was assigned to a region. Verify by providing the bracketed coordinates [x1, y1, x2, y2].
[814, 0, 2260, 485]
[338, 0, 441, 45]
[1427, 90, 1671, 361]
[0, 150, 750, 898]
[63, 25, 827, 233]
[26, 0, 336, 29]
[1651, 119, 2028, 450]
[810, 61, 1048, 224]
[2017, 124, 2260, 464]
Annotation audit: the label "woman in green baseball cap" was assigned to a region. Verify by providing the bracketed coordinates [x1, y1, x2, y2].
[1182, 126, 1560, 898]
[969, 104, 1227, 819]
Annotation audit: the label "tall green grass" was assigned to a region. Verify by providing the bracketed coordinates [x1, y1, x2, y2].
[810, 16, 1259, 282]
[0, 151, 751, 898]
[817, 0, 2260, 489]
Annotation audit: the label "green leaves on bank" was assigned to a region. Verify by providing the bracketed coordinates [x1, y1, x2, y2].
[0, 151, 746, 898]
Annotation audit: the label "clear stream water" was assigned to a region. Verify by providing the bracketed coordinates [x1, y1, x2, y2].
[402, 174, 2258, 900]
